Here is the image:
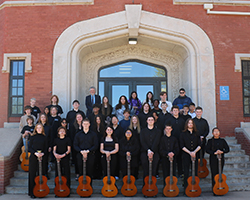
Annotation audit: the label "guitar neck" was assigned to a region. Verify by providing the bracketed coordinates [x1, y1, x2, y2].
[39, 158, 43, 184]
[192, 159, 195, 184]
[200, 149, 203, 166]
[83, 159, 86, 183]
[149, 160, 152, 184]
[170, 160, 173, 184]
[107, 159, 111, 184]
[218, 155, 222, 182]
[25, 138, 29, 159]
[57, 160, 62, 183]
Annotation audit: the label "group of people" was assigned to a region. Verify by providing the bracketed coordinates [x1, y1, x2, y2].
[20, 87, 230, 198]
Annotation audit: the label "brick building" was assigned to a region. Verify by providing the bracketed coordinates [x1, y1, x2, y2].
[1, 0, 250, 137]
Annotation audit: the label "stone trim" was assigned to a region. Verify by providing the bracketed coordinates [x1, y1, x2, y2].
[235, 53, 250, 72]
[0, 0, 93, 10]
[2, 53, 32, 73]
[174, 0, 250, 6]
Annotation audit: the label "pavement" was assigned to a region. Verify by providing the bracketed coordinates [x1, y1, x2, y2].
[1, 192, 250, 200]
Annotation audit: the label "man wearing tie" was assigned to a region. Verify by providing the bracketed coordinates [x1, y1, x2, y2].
[85, 86, 101, 117]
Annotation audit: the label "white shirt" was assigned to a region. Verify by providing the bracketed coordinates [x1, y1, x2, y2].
[188, 111, 196, 118]
[159, 101, 172, 113]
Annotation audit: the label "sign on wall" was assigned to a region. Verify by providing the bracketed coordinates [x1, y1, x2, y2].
[220, 86, 230, 100]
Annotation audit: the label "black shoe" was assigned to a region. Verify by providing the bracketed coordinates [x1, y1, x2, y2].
[30, 195, 36, 199]
[46, 174, 50, 180]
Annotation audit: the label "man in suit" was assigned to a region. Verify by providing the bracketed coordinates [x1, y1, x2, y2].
[85, 86, 101, 117]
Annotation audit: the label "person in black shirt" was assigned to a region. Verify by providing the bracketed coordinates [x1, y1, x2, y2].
[151, 99, 162, 129]
[88, 104, 105, 128]
[193, 106, 209, 158]
[140, 115, 161, 178]
[119, 128, 140, 177]
[180, 119, 201, 191]
[138, 102, 152, 129]
[100, 126, 119, 178]
[60, 118, 70, 137]
[53, 127, 71, 190]
[111, 115, 124, 141]
[159, 124, 179, 186]
[206, 127, 230, 193]
[180, 105, 191, 123]
[100, 96, 113, 125]
[47, 95, 63, 116]
[21, 116, 35, 148]
[157, 102, 171, 132]
[165, 105, 185, 177]
[28, 123, 48, 199]
[74, 118, 99, 181]
[30, 98, 41, 123]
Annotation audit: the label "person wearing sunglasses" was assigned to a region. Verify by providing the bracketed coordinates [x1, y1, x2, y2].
[172, 88, 193, 112]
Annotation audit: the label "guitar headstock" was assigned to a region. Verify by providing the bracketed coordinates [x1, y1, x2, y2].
[217, 154, 222, 160]
[169, 156, 174, 162]
[25, 135, 29, 140]
[56, 158, 61, 163]
[126, 154, 131, 162]
[106, 155, 111, 161]
[191, 156, 196, 162]
[83, 156, 87, 162]
[148, 157, 153, 162]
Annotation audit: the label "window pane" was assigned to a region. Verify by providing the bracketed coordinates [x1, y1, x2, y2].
[244, 106, 249, 114]
[12, 62, 18, 76]
[136, 85, 154, 102]
[12, 97, 18, 105]
[12, 106, 17, 114]
[18, 106, 23, 114]
[18, 80, 23, 87]
[244, 80, 250, 96]
[100, 61, 165, 78]
[18, 62, 24, 76]
[99, 81, 104, 100]
[18, 88, 23, 95]
[161, 81, 167, 92]
[112, 85, 129, 107]
[18, 97, 23, 105]
[12, 88, 17, 95]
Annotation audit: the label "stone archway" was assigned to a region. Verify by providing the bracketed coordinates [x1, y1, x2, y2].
[53, 4, 216, 130]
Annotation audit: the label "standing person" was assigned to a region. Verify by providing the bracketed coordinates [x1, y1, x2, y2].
[138, 103, 152, 129]
[157, 102, 171, 132]
[119, 129, 140, 177]
[100, 96, 113, 125]
[159, 124, 179, 186]
[188, 103, 196, 118]
[74, 119, 99, 182]
[128, 91, 142, 115]
[28, 123, 48, 199]
[66, 100, 86, 139]
[165, 105, 185, 178]
[180, 119, 201, 191]
[119, 110, 131, 132]
[53, 127, 71, 193]
[72, 113, 84, 180]
[193, 106, 209, 159]
[180, 105, 191, 122]
[44, 106, 50, 117]
[140, 116, 161, 178]
[21, 116, 35, 148]
[100, 126, 119, 178]
[30, 98, 41, 123]
[173, 88, 192, 111]
[159, 92, 172, 112]
[113, 95, 129, 122]
[151, 99, 162, 127]
[111, 115, 124, 141]
[47, 95, 63, 116]
[206, 127, 230, 195]
[60, 118, 70, 137]
[88, 104, 105, 127]
[143, 91, 154, 109]
[85, 86, 101, 117]
[19, 106, 36, 133]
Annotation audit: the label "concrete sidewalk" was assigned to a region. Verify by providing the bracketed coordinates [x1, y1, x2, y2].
[1, 192, 250, 200]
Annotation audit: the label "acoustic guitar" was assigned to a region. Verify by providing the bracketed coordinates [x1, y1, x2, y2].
[142, 157, 158, 197]
[185, 157, 201, 197]
[198, 148, 209, 178]
[101, 156, 118, 197]
[33, 154, 50, 198]
[121, 154, 137, 197]
[54, 158, 70, 197]
[213, 154, 229, 196]
[77, 156, 93, 197]
[163, 156, 179, 197]
[20, 135, 30, 172]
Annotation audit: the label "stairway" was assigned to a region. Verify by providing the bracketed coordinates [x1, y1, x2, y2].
[5, 137, 250, 195]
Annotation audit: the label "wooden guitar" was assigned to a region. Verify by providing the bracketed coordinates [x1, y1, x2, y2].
[121, 154, 137, 197]
[198, 148, 209, 178]
[20, 135, 30, 172]
[33, 154, 50, 197]
[213, 154, 229, 196]
[54, 158, 70, 197]
[77, 156, 93, 197]
[185, 157, 201, 197]
[163, 156, 179, 197]
[101, 155, 118, 197]
[142, 157, 158, 197]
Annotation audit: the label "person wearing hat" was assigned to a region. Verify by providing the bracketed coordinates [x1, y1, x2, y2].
[88, 103, 105, 128]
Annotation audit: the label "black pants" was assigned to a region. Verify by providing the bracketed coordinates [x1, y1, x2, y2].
[76, 153, 95, 179]
[140, 152, 160, 178]
[120, 155, 138, 178]
[55, 157, 71, 188]
[72, 147, 79, 175]
[162, 156, 177, 185]
[101, 154, 117, 177]
[198, 139, 206, 159]
[93, 151, 102, 179]
[182, 152, 198, 189]
[209, 155, 225, 188]
[28, 154, 47, 196]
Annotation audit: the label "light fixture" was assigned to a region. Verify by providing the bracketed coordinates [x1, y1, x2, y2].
[128, 38, 137, 45]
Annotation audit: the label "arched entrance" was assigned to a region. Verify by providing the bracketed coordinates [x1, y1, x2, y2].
[53, 4, 216, 131]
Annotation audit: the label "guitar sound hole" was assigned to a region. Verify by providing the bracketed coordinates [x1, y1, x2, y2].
[127, 180, 131, 184]
[107, 181, 111, 185]
[39, 181, 44, 185]
[82, 180, 87, 184]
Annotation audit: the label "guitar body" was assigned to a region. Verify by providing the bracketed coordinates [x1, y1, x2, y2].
[198, 158, 209, 178]
[101, 176, 118, 197]
[121, 175, 137, 197]
[163, 176, 179, 197]
[20, 152, 30, 172]
[33, 175, 50, 197]
[213, 174, 229, 196]
[142, 176, 158, 197]
[54, 176, 70, 197]
[77, 175, 93, 197]
[185, 176, 201, 197]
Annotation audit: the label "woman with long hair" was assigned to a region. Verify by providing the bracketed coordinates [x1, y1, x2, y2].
[143, 91, 154, 109]
[47, 95, 63, 116]
[101, 96, 113, 125]
[113, 95, 129, 121]
[138, 102, 152, 129]
[128, 91, 142, 115]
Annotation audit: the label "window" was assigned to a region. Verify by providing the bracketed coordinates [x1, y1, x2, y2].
[242, 60, 250, 116]
[9, 60, 25, 117]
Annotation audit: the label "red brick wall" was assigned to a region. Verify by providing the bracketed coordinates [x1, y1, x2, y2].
[0, 139, 22, 194]
[235, 131, 250, 156]
[0, 0, 250, 136]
